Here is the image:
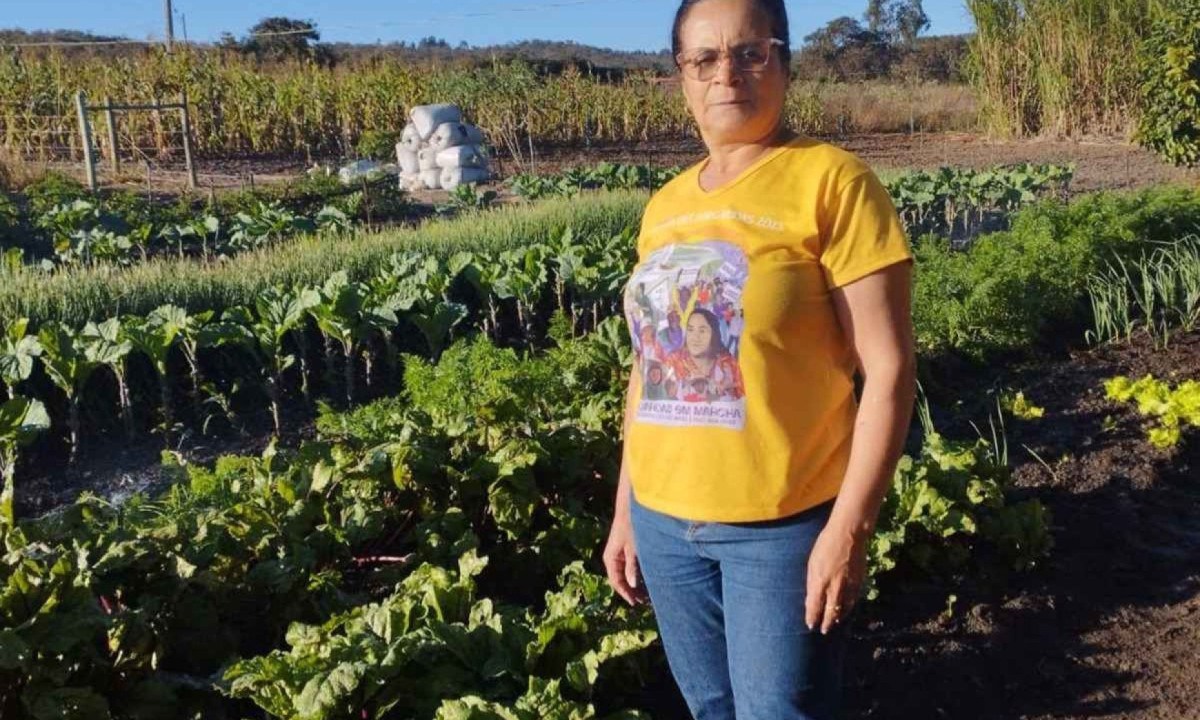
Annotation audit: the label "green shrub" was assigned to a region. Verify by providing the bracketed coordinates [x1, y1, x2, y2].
[1136, 0, 1200, 166]
[355, 129, 402, 162]
[0, 192, 20, 248]
[913, 186, 1200, 357]
[21, 171, 87, 216]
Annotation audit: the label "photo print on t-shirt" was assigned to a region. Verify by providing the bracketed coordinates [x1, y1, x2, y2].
[624, 240, 748, 430]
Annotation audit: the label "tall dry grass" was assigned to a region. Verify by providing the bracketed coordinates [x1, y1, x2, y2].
[811, 82, 978, 134]
[965, 0, 1164, 138]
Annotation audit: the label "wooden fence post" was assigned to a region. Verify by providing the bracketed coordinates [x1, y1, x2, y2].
[179, 92, 197, 190]
[74, 91, 97, 191]
[104, 95, 120, 175]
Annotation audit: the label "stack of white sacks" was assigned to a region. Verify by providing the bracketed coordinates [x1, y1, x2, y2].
[396, 104, 490, 191]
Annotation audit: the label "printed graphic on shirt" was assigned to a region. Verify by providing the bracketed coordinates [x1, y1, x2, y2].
[624, 240, 749, 430]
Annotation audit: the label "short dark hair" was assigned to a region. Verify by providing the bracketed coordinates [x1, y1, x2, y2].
[671, 0, 792, 72]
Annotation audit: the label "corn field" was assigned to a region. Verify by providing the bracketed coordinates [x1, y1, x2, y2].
[0, 49, 828, 159]
[965, 0, 1163, 138]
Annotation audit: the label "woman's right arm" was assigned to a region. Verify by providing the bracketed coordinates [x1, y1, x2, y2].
[603, 369, 648, 606]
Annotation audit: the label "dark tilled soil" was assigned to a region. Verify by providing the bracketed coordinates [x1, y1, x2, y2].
[844, 330, 1200, 720]
[15, 397, 321, 518]
[58, 131, 1200, 200]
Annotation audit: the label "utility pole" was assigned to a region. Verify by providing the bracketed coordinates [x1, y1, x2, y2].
[164, 0, 175, 52]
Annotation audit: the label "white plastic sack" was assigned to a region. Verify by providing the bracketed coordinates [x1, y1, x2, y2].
[400, 123, 422, 152]
[420, 168, 443, 190]
[429, 122, 486, 152]
[396, 145, 419, 175]
[440, 167, 490, 191]
[398, 172, 423, 192]
[338, 159, 382, 185]
[410, 104, 462, 140]
[436, 145, 487, 170]
[418, 147, 439, 171]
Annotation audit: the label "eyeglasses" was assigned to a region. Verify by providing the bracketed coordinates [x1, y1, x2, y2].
[675, 38, 785, 81]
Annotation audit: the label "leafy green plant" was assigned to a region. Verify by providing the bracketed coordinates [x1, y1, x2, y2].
[912, 187, 1200, 358]
[495, 247, 550, 345]
[37, 322, 108, 462]
[886, 163, 1073, 241]
[0, 395, 49, 519]
[162, 214, 221, 261]
[79, 318, 135, 439]
[227, 202, 316, 253]
[1136, 0, 1200, 166]
[0, 192, 646, 330]
[1104, 374, 1200, 449]
[510, 163, 682, 201]
[440, 184, 499, 214]
[999, 390, 1045, 421]
[224, 286, 321, 435]
[36, 200, 132, 268]
[311, 273, 393, 406]
[354, 128, 402, 162]
[870, 429, 1053, 598]
[122, 307, 188, 438]
[0, 318, 41, 398]
[376, 253, 468, 360]
[0, 519, 110, 719]
[0, 321, 48, 517]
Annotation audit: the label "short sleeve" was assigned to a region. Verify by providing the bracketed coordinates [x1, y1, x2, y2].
[635, 192, 659, 260]
[818, 169, 913, 289]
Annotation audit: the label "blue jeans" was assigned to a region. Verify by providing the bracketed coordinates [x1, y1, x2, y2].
[630, 490, 853, 720]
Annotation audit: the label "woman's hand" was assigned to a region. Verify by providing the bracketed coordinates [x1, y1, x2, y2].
[805, 519, 869, 634]
[603, 507, 648, 607]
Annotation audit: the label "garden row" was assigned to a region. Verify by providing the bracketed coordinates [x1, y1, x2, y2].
[511, 161, 1076, 242]
[0, 161, 1074, 276]
[0, 171, 408, 269]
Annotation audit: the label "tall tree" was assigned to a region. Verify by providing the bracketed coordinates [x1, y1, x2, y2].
[893, 0, 931, 46]
[862, 0, 930, 46]
[864, 0, 890, 34]
[227, 17, 333, 64]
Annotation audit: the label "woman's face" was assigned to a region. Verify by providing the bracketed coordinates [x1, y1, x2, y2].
[685, 313, 715, 357]
[676, 0, 788, 146]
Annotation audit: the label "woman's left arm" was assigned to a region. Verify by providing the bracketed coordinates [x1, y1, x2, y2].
[805, 259, 916, 634]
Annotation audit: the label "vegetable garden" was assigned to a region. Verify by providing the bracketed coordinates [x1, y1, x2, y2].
[0, 2, 1197, 713]
[0, 146, 1198, 716]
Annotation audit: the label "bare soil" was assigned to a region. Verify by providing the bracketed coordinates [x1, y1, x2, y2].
[38, 131, 1200, 200]
[844, 330, 1200, 720]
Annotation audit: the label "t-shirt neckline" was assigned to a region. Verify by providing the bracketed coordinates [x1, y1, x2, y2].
[692, 134, 807, 198]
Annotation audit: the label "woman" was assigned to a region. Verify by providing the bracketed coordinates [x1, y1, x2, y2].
[665, 308, 744, 403]
[602, 0, 916, 717]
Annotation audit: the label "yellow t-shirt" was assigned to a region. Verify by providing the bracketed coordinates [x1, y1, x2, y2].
[622, 135, 912, 522]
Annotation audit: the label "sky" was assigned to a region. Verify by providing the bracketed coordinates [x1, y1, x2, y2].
[1, 0, 976, 52]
